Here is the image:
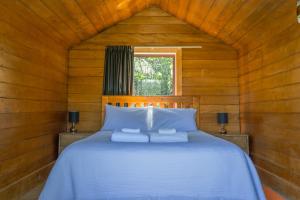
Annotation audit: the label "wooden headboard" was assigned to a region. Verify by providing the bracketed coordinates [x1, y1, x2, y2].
[101, 96, 200, 126]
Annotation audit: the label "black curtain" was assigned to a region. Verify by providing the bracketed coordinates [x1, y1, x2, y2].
[103, 46, 134, 95]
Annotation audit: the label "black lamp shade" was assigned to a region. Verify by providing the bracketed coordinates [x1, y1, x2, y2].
[69, 111, 79, 123]
[217, 113, 228, 124]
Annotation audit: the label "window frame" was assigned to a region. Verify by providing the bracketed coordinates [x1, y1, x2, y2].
[134, 53, 176, 96]
[134, 47, 182, 96]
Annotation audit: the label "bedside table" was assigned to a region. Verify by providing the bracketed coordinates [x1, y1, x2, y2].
[212, 134, 249, 154]
[58, 132, 92, 155]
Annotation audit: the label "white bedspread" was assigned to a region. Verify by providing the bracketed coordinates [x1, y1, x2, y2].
[40, 131, 265, 200]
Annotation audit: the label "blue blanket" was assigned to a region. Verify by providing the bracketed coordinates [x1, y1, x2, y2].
[40, 131, 265, 200]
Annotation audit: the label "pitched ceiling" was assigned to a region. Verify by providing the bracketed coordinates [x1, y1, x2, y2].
[2, 0, 296, 53]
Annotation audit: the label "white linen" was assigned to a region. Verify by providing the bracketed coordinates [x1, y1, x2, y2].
[111, 131, 149, 143]
[121, 128, 141, 133]
[158, 128, 176, 134]
[102, 105, 149, 131]
[150, 132, 188, 143]
[151, 108, 197, 131]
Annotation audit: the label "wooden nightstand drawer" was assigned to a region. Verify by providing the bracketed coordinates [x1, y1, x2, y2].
[58, 132, 92, 154]
[212, 134, 249, 154]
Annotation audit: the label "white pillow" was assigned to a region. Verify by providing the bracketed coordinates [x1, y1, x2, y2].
[101, 105, 149, 131]
[151, 108, 197, 132]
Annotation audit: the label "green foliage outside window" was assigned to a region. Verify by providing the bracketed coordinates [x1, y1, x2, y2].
[133, 56, 174, 96]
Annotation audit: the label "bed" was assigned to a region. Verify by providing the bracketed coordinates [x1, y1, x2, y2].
[40, 96, 265, 200]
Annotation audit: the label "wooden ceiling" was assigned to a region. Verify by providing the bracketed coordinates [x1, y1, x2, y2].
[2, 0, 296, 53]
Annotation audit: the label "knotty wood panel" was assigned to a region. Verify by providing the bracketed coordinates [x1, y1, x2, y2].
[0, 1, 68, 198]
[182, 47, 239, 133]
[156, 0, 289, 55]
[239, 17, 300, 199]
[68, 7, 239, 134]
[1, 0, 290, 56]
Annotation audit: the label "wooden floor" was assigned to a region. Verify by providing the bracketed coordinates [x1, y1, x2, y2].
[20, 184, 44, 200]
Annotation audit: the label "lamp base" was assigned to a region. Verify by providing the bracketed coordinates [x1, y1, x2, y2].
[70, 122, 77, 134]
[219, 124, 227, 134]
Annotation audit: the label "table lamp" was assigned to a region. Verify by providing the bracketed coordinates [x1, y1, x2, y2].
[217, 113, 228, 134]
[69, 111, 79, 133]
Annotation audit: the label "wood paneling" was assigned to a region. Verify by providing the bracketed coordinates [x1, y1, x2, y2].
[182, 46, 239, 133]
[0, 0, 289, 54]
[16, 0, 152, 47]
[1, 0, 297, 198]
[68, 7, 239, 134]
[239, 2, 300, 196]
[0, 1, 68, 198]
[155, 0, 286, 54]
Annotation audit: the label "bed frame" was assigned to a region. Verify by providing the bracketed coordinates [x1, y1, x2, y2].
[101, 96, 200, 127]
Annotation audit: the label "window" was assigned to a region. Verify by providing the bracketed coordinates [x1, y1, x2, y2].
[133, 48, 182, 96]
[298, 0, 300, 23]
[134, 54, 174, 96]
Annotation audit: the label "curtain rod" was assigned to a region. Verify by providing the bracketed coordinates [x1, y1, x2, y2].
[134, 46, 202, 48]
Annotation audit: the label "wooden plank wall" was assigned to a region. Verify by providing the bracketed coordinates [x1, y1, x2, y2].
[68, 7, 239, 134]
[182, 48, 239, 133]
[0, 1, 68, 199]
[239, 5, 300, 199]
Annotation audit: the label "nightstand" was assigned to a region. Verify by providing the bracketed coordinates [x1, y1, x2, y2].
[212, 134, 249, 154]
[58, 132, 92, 155]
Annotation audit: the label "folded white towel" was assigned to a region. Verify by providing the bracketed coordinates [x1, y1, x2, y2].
[150, 132, 188, 143]
[111, 132, 149, 143]
[121, 128, 141, 133]
[158, 128, 176, 134]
